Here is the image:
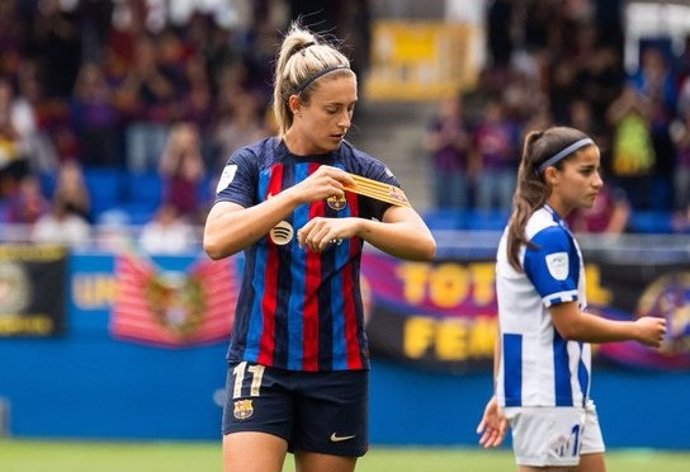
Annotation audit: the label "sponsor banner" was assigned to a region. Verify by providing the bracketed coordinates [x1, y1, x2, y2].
[111, 254, 237, 347]
[0, 244, 67, 337]
[595, 266, 690, 370]
[361, 252, 690, 372]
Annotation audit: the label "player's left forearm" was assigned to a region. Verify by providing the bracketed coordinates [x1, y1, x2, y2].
[356, 218, 436, 261]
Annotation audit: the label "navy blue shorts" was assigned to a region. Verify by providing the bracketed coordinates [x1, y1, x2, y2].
[222, 361, 368, 457]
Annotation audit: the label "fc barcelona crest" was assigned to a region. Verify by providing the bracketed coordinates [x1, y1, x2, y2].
[233, 399, 254, 420]
[327, 194, 347, 211]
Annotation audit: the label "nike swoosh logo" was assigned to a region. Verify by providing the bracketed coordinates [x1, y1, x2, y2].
[330, 433, 356, 442]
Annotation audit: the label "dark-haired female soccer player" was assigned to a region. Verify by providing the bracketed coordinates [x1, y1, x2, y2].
[204, 22, 436, 472]
[476, 126, 666, 472]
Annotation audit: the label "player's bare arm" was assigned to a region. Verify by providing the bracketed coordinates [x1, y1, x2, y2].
[549, 301, 667, 347]
[358, 206, 435, 261]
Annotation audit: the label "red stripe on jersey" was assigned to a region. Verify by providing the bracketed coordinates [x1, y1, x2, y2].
[342, 193, 362, 369]
[257, 164, 284, 365]
[302, 162, 324, 370]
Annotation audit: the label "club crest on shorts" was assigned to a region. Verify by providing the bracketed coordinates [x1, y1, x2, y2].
[327, 194, 347, 211]
[233, 399, 254, 420]
[269, 220, 294, 245]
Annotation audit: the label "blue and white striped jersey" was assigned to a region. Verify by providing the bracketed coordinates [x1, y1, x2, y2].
[495, 205, 591, 408]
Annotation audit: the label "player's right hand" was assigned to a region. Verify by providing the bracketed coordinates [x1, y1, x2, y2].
[476, 395, 508, 448]
[288, 165, 354, 204]
[634, 316, 667, 348]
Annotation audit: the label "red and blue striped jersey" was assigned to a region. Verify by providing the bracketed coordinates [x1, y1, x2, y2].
[214, 138, 400, 371]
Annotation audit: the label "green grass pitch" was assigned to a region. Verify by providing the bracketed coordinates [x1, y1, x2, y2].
[1, 439, 689, 471]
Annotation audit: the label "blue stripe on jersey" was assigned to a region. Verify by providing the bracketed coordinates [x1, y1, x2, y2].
[272, 165, 295, 369]
[503, 333, 523, 407]
[317, 247, 334, 370]
[577, 343, 589, 406]
[286, 163, 310, 369]
[553, 332, 573, 406]
[245, 170, 271, 361]
[229, 248, 255, 360]
[330, 205, 352, 370]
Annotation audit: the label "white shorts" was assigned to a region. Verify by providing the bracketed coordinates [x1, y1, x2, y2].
[504, 401, 605, 467]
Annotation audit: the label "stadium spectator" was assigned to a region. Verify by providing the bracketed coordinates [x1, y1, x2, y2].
[158, 121, 205, 222]
[423, 95, 471, 210]
[52, 159, 91, 222]
[29, 0, 82, 99]
[3, 174, 49, 225]
[606, 84, 656, 210]
[629, 45, 677, 211]
[32, 193, 90, 246]
[204, 22, 435, 472]
[486, 0, 514, 68]
[70, 62, 120, 167]
[211, 90, 268, 173]
[139, 203, 196, 254]
[0, 78, 23, 171]
[671, 108, 690, 213]
[12, 62, 60, 174]
[471, 99, 520, 211]
[115, 35, 174, 173]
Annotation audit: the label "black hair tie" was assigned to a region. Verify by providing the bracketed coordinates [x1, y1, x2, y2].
[291, 42, 315, 57]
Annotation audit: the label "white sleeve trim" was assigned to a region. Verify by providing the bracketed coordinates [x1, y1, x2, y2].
[543, 290, 578, 307]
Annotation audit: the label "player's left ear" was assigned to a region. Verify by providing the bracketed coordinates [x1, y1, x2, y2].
[544, 167, 559, 186]
[288, 95, 302, 116]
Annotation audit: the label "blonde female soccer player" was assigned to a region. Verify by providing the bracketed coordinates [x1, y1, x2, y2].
[204, 22, 436, 472]
[476, 126, 666, 472]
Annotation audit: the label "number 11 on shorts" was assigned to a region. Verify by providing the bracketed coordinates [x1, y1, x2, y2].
[232, 361, 266, 399]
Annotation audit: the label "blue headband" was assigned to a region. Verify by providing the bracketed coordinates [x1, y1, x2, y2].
[537, 138, 594, 173]
[294, 65, 350, 95]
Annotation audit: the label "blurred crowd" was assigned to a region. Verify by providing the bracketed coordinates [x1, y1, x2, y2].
[2, 0, 689, 252]
[425, 0, 690, 234]
[0, 0, 370, 252]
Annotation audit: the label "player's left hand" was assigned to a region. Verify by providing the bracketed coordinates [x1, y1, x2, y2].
[297, 217, 359, 252]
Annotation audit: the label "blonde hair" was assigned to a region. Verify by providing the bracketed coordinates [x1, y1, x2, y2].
[272, 22, 353, 136]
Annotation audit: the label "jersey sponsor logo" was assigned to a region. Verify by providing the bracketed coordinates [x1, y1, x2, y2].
[233, 399, 254, 420]
[546, 252, 569, 281]
[330, 432, 356, 442]
[269, 221, 294, 245]
[327, 194, 347, 210]
[216, 164, 238, 193]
